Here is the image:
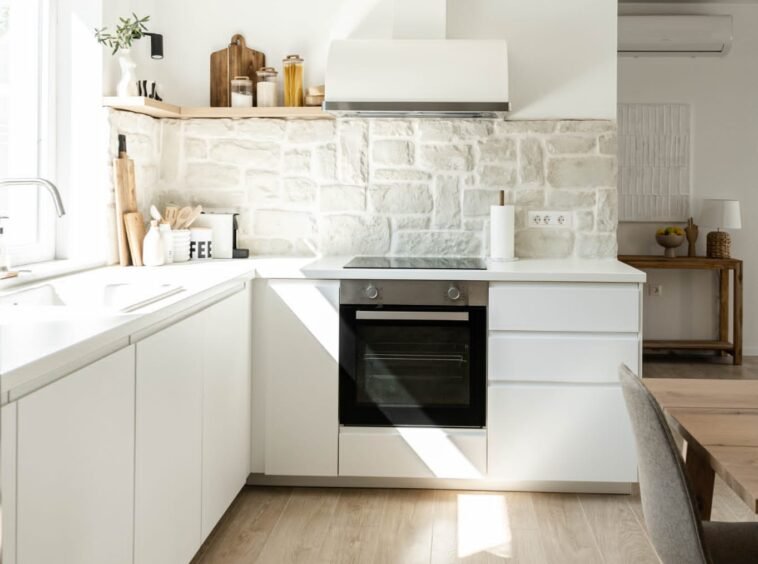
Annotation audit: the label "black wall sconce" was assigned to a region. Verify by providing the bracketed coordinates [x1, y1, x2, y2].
[145, 33, 163, 59]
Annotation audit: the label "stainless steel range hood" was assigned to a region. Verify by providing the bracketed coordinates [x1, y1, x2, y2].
[323, 39, 510, 118]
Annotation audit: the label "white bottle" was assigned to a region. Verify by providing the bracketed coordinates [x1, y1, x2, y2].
[0, 216, 10, 272]
[159, 223, 174, 264]
[143, 220, 165, 266]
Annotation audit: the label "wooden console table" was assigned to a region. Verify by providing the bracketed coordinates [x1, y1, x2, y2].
[618, 256, 743, 365]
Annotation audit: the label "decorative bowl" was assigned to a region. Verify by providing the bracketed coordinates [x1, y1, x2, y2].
[656, 233, 685, 258]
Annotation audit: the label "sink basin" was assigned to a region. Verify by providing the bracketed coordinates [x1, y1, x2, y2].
[0, 282, 184, 312]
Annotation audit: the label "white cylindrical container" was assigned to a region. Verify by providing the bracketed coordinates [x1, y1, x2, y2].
[231, 76, 253, 108]
[490, 205, 516, 261]
[159, 223, 174, 264]
[172, 229, 191, 263]
[143, 220, 166, 266]
[190, 227, 213, 260]
[256, 67, 278, 107]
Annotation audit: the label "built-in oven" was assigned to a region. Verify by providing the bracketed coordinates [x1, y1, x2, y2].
[339, 280, 487, 428]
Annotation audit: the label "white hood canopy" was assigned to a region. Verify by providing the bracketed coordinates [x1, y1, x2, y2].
[324, 1, 510, 118]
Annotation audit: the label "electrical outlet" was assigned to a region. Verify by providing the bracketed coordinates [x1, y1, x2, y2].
[528, 211, 573, 228]
[648, 285, 663, 297]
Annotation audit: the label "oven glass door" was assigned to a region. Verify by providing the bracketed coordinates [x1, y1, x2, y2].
[339, 306, 486, 427]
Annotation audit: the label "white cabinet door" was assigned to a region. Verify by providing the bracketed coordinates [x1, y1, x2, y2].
[135, 314, 203, 564]
[201, 288, 251, 538]
[339, 427, 487, 479]
[488, 383, 637, 483]
[488, 333, 640, 383]
[489, 282, 640, 333]
[256, 280, 339, 476]
[16, 346, 135, 564]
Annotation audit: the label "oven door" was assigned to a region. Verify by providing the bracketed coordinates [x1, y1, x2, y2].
[339, 305, 486, 427]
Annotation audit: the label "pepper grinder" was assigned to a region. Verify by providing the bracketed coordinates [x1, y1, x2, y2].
[685, 217, 699, 257]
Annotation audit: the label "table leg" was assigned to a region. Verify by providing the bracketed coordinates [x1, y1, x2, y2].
[719, 269, 729, 357]
[685, 443, 715, 520]
[734, 264, 743, 366]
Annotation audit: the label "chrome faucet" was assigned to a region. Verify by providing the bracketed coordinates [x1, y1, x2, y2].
[0, 178, 66, 216]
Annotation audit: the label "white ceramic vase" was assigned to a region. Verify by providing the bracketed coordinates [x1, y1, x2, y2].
[116, 49, 138, 97]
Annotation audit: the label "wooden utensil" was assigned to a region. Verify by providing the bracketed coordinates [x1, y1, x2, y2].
[174, 206, 193, 230]
[183, 205, 203, 229]
[123, 212, 146, 267]
[113, 135, 138, 266]
[210, 34, 265, 107]
[164, 206, 178, 228]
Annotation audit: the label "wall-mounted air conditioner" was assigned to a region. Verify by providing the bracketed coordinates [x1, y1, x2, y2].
[619, 15, 733, 56]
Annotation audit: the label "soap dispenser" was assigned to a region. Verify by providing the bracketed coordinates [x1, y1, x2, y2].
[0, 216, 10, 272]
[143, 220, 165, 266]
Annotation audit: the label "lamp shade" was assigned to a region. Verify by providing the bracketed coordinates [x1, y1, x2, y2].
[700, 199, 741, 230]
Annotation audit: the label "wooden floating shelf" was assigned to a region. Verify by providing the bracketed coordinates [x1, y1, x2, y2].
[103, 96, 333, 120]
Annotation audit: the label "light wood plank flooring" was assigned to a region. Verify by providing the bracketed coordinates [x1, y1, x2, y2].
[193, 357, 758, 564]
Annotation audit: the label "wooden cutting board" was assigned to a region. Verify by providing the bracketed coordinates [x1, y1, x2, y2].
[210, 34, 265, 107]
[113, 134, 138, 266]
[123, 212, 146, 267]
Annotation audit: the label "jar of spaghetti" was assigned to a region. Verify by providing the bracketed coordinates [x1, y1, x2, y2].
[283, 54, 304, 107]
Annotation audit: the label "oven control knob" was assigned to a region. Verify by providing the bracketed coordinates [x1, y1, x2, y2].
[365, 284, 379, 300]
[447, 285, 462, 301]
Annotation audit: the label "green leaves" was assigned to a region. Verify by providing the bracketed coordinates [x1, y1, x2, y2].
[94, 13, 151, 54]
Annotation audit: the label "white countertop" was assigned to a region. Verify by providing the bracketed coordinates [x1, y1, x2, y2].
[0, 261, 257, 403]
[0, 256, 644, 404]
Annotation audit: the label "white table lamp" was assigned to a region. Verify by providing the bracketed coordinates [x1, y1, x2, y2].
[700, 199, 741, 258]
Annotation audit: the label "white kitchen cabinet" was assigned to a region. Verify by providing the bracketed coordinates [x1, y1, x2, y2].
[15, 346, 135, 564]
[488, 332, 640, 383]
[489, 282, 639, 332]
[2, 402, 17, 564]
[487, 383, 637, 483]
[135, 313, 204, 564]
[339, 427, 487, 479]
[254, 279, 340, 476]
[201, 288, 252, 538]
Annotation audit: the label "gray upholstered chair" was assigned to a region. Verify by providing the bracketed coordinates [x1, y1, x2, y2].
[619, 364, 758, 564]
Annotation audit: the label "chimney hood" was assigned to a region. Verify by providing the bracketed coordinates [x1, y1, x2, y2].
[323, 39, 510, 118]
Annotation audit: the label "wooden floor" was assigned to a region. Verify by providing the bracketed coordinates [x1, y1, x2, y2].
[193, 356, 758, 564]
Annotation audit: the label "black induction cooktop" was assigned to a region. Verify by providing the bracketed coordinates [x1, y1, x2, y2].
[343, 256, 487, 270]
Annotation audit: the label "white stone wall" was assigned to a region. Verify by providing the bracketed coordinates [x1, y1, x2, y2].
[107, 110, 618, 259]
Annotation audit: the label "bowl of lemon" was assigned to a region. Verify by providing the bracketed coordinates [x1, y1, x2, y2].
[656, 226, 685, 258]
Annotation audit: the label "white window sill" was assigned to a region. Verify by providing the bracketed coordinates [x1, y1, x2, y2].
[0, 259, 105, 292]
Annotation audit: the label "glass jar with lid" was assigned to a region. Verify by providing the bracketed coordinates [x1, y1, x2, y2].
[256, 67, 278, 107]
[283, 54, 304, 107]
[230, 76, 253, 108]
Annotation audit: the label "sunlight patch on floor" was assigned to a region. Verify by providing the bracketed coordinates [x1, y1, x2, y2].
[457, 493, 513, 559]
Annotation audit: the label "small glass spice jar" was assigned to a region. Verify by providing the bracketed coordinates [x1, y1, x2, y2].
[256, 67, 278, 107]
[230, 76, 253, 108]
[283, 54, 304, 107]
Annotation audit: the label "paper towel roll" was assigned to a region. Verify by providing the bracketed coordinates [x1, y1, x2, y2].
[490, 205, 515, 261]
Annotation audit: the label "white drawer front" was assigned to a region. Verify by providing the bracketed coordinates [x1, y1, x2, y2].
[339, 427, 487, 479]
[487, 383, 637, 483]
[488, 333, 639, 383]
[489, 283, 640, 333]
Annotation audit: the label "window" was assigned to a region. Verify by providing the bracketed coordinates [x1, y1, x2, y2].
[0, 0, 56, 265]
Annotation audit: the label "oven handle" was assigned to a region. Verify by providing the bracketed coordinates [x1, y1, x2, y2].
[355, 311, 469, 321]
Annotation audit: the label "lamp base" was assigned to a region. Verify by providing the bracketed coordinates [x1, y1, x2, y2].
[706, 230, 731, 259]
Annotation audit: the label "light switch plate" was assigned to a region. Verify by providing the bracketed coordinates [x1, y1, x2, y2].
[528, 211, 573, 228]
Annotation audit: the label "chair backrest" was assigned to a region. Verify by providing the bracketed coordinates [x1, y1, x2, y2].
[618, 365, 710, 564]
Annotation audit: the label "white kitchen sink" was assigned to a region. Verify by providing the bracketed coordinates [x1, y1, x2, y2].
[0, 282, 184, 312]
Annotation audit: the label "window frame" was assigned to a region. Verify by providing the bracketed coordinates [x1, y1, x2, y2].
[1, 0, 57, 266]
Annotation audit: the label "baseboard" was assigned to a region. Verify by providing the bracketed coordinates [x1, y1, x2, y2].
[246, 473, 634, 495]
[742, 348, 758, 357]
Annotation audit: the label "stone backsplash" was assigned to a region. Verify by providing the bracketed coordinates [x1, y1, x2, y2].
[106, 110, 618, 261]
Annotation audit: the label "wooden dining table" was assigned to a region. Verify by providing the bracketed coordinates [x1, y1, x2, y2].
[644, 378, 758, 520]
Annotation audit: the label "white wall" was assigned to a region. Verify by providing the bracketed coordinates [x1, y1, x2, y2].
[106, 0, 616, 119]
[618, 3, 758, 354]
